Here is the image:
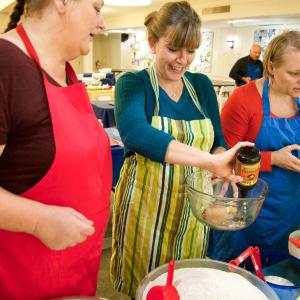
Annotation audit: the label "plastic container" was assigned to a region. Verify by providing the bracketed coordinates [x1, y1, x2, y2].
[136, 259, 279, 300]
[185, 172, 268, 230]
[260, 251, 300, 300]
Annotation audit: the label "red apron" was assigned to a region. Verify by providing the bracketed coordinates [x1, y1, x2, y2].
[0, 25, 112, 299]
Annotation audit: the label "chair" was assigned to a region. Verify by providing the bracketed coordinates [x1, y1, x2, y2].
[217, 85, 235, 111]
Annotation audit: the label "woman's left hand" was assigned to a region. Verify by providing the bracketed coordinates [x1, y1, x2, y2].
[271, 144, 300, 172]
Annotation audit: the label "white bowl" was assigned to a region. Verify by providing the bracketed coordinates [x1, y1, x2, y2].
[136, 259, 279, 300]
[289, 229, 300, 260]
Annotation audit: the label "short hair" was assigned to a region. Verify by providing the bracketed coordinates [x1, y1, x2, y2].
[263, 31, 300, 78]
[144, 1, 201, 50]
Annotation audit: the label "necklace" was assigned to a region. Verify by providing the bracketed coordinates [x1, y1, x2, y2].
[162, 83, 183, 99]
[157, 74, 183, 99]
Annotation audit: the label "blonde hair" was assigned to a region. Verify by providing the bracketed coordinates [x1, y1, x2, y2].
[144, 1, 201, 50]
[263, 31, 300, 78]
[5, 0, 51, 32]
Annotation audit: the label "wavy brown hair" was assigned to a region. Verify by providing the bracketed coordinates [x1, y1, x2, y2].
[144, 1, 201, 51]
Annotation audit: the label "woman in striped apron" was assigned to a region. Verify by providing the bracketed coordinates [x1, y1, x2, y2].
[110, 2, 252, 298]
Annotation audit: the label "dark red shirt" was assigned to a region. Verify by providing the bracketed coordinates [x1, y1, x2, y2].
[0, 39, 55, 194]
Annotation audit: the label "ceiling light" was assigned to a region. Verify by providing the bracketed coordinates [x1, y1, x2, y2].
[104, 0, 151, 6]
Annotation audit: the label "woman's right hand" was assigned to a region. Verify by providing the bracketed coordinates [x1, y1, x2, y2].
[31, 205, 95, 250]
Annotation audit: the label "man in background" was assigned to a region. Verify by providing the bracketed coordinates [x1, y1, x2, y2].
[229, 44, 263, 86]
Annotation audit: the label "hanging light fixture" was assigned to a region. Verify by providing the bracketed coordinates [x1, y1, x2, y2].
[104, 0, 151, 6]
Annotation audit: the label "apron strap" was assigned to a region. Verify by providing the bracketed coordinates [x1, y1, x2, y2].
[16, 24, 42, 69]
[295, 97, 300, 113]
[16, 24, 78, 85]
[149, 66, 160, 115]
[149, 65, 207, 118]
[66, 62, 79, 84]
[182, 76, 207, 118]
[262, 78, 271, 116]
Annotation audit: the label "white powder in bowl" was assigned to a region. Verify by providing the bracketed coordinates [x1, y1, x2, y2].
[142, 268, 268, 300]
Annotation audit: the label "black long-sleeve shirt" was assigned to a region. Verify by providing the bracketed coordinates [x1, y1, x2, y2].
[229, 55, 263, 86]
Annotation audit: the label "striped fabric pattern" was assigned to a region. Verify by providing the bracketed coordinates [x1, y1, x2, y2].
[111, 115, 214, 297]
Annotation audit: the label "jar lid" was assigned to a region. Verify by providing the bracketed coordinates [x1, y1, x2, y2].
[236, 146, 261, 164]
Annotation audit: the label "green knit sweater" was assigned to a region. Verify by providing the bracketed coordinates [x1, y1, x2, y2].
[114, 69, 226, 163]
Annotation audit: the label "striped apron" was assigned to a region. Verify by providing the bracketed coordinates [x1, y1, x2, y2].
[111, 67, 214, 297]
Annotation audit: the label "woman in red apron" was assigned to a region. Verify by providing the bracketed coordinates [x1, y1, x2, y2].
[0, 1, 111, 299]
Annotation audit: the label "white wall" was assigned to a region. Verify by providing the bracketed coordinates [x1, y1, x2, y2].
[209, 26, 256, 79]
[70, 56, 83, 73]
[104, 0, 300, 30]
[2, 0, 300, 76]
[209, 24, 300, 79]
[112, 27, 254, 79]
[71, 34, 122, 74]
[120, 40, 133, 70]
[101, 22, 300, 80]
[0, 12, 9, 32]
[93, 33, 121, 71]
[108, 33, 122, 69]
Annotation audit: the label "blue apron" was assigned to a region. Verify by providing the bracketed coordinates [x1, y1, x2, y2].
[246, 61, 262, 80]
[208, 78, 300, 261]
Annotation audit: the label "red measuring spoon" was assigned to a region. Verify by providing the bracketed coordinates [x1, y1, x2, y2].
[146, 259, 180, 300]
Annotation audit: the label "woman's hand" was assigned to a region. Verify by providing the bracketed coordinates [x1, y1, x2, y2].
[209, 141, 254, 182]
[208, 147, 240, 197]
[0, 188, 95, 250]
[165, 140, 254, 182]
[271, 144, 300, 172]
[31, 205, 95, 250]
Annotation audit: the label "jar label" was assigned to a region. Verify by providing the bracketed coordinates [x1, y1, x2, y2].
[235, 161, 260, 186]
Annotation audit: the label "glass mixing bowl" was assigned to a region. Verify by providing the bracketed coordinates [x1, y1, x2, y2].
[185, 172, 269, 230]
[136, 259, 279, 300]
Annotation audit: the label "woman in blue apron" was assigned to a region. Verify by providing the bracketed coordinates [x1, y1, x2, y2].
[208, 31, 300, 262]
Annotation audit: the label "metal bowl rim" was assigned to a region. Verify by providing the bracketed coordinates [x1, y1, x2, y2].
[136, 258, 279, 300]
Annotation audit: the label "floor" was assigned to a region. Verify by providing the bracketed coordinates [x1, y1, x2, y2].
[96, 247, 130, 300]
[96, 192, 130, 300]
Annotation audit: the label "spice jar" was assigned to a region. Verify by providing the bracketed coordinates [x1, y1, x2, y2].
[235, 146, 261, 190]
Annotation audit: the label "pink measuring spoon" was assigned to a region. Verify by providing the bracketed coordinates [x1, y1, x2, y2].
[146, 259, 180, 300]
